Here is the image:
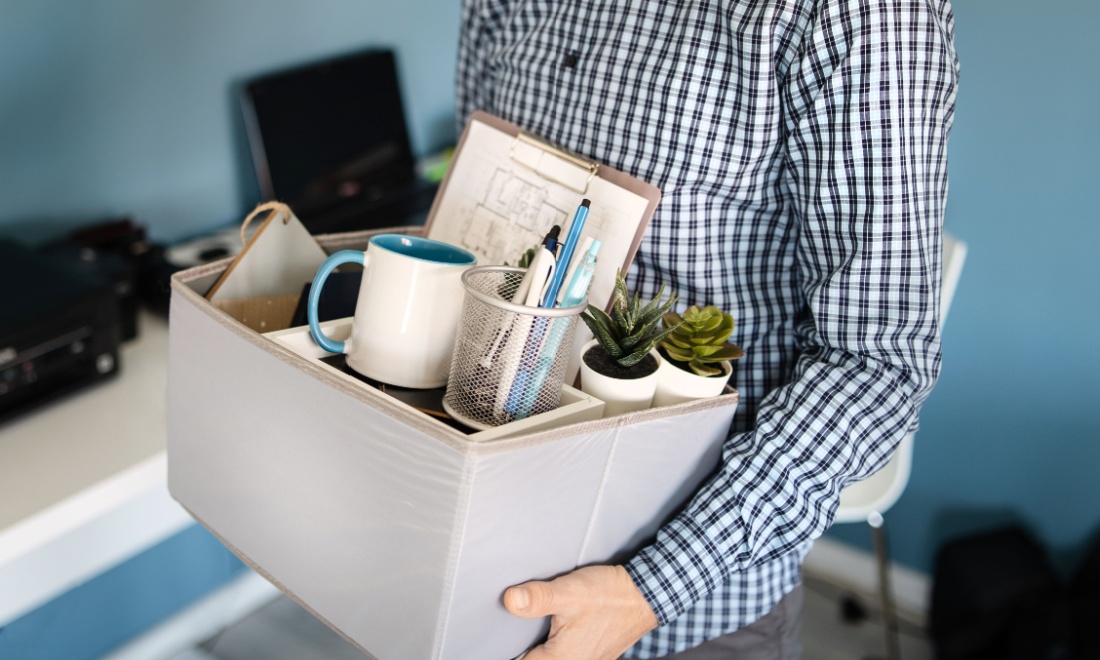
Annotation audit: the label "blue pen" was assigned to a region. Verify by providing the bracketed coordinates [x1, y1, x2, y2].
[515, 240, 601, 418]
[506, 206, 589, 416]
[506, 224, 583, 415]
[502, 316, 548, 418]
[500, 226, 563, 417]
[541, 199, 589, 307]
[510, 225, 561, 305]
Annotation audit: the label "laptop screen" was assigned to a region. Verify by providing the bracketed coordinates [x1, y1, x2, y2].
[240, 49, 420, 232]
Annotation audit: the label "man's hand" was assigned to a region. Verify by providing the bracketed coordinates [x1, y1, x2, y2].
[503, 565, 658, 660]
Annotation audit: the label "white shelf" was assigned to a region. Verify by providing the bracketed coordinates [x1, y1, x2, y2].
[0, 311, 193, 625]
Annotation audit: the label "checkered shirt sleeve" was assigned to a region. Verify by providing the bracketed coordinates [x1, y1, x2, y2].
[458, 0, 959, 655]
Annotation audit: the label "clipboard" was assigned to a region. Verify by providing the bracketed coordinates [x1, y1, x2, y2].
[422, 111, 661, 308]
[421, 111, 662, 381]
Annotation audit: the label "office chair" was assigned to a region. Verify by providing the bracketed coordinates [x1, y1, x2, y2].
[833, 231, 967, 660]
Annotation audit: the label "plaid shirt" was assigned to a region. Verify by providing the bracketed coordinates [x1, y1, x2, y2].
[458, 0, 958, 655]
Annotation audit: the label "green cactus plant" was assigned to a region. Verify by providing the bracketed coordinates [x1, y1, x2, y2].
[658, 305, 745, 376]
[580, 270, 680, 373]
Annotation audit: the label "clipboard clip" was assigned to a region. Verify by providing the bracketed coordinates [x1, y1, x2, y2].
[510, 132, 599, 195]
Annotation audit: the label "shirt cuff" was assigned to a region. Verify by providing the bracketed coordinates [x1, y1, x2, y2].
[624, 514, 735, 625]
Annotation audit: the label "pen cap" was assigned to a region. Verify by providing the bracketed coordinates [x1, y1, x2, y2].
[555, 236, 595, 305]
[443, 266, 586, 429]
[560, 239, 600, 308]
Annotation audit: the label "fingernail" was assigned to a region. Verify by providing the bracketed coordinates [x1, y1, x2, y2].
[510, 586, 529, 610]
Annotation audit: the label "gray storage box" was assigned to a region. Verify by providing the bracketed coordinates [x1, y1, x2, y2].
[167, 232, 738, 660]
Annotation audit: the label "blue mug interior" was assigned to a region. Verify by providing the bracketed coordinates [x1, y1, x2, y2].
[370, 234, 476, 265]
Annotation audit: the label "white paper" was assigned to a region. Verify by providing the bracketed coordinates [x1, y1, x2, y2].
[427, 120, 650, 315]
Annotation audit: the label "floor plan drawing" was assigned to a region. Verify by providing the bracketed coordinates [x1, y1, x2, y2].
[428, 119, 650, 277]
[425, 116, 657, 382]
[447, 167, 570, 264]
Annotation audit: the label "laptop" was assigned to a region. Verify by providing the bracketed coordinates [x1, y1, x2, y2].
[240, 48, 437, 235]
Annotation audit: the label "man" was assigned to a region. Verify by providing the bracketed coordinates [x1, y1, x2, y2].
[457, 1, 959, 657]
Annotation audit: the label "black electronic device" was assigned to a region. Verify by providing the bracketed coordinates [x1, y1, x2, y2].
[0, 240, 122, 424]
[39, 240, 138, 340]
[40, 217, 175, 322]
[240, 48, 437, 235]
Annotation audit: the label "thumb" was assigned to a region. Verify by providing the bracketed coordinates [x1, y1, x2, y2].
[503, 581, 558, 619]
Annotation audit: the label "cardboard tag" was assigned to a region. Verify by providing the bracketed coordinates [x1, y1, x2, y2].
[206, 203, 329, 332]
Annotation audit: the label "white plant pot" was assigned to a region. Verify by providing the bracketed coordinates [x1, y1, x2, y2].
[578, 340, 660, 418]
[651, 357, 731, 408]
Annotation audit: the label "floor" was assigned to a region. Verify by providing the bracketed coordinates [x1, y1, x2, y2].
[799, 575, 933, 660]
[171, 575, 933, 660]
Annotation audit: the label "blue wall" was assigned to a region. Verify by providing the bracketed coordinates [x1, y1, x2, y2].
[2, 0, 1098, 654]
[0, 1, 462, 656]
[826, 0, 1100, 575]
[0, 0, 461, 245]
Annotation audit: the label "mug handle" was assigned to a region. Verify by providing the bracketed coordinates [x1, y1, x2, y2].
[307, 249, 368, 354]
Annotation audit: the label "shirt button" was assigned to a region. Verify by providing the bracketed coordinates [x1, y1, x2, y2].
[562, 51, 580, 69]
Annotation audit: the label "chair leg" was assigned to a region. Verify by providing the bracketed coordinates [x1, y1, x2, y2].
[868, 512, 902, 660]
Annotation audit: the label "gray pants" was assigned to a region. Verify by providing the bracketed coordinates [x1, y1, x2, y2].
[655, 585, 803, 660]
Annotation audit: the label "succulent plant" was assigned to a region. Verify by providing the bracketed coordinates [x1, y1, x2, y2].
[581, 270, 680, 370]
[658, 305, 745, 376]
[508, 243, 540, 268]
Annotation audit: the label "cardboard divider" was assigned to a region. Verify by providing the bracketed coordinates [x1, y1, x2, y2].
[263, 317, 606, 443]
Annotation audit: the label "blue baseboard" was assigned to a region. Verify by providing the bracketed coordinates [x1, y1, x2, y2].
[0, 524, 247, 660]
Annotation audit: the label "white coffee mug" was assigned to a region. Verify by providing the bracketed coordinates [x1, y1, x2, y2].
[307, 234, 477, 388]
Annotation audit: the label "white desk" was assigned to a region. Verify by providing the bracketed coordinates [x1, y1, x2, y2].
[0, 311, 193, 625]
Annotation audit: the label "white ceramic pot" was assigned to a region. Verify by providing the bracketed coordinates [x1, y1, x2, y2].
[578, 340, 661, 418]
[651, 356, 731, 408]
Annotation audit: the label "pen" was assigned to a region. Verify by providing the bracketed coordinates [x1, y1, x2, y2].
[510, 258, 535, 304]
[495, 315, 536, 421]
[532, 225, 561, 304]
[559, 239, 600, 308]
[515, 240, 601, 418]
[510, 225, 561, 305]
[542, 224, 560, 254]
[555, 236, 594, 306]
[541, 199, 589, 307]
[524, 246, 556, 307]
[497, 225, 563, 418]
[502, 220, 574, 416]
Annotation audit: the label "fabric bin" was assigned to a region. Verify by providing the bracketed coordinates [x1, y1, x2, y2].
[166, 230, 739, 660]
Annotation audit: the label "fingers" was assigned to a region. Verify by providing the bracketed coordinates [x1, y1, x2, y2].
[503, 580, 558, 618]
[503, 567, 658, 660]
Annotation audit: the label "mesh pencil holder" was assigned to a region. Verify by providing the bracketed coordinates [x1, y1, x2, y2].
[443, 266, 587, 429]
